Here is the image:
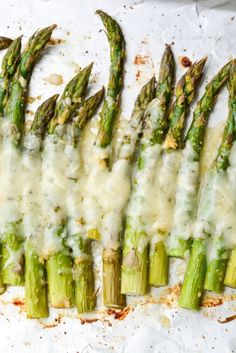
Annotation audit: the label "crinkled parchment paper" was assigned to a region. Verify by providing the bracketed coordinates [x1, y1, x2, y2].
[0, 0, 235, 352]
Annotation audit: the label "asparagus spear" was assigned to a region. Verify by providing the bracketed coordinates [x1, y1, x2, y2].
[49, 63, 93, 133]
[96, 10, 125, 147]
[65, 87, 104, 313]
[205, 95, 236, 292]
[76, 11, 126, 309]
[102, 77, 156, 308]
[75, 87, 105, 127]
[151, 59, 207, 287]
[1, 25, 56, 286]
[146, 46, 175, 287]
[179, 61, 234, 309]
[0, 37, 13, 50]
[82, 77, 155, 309]
[169, 61, 232, 259]
[6, 25, 56, 144]
[0, 36, 22, 116]
[122, 57, 205, 295]
[44, 65, 93, 308]
[221, 62, 236, 290]
[24, 94, 58, 318]
[122, 46, 174, 294]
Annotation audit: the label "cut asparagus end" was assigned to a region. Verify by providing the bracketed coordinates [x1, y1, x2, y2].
[168, 238, 191, 259]
[178, 238, 206, 310]
[2, 232, 24, 285]
[46, 251, 74, 308]
[121, 246, 149, 295]
[149, 241, 168, 287]
[25, 241, 48, 318]
[74, 257, 96, 313]
[204, 258, 228, 293]
[224, 248, 236, 288]
[103, 248, 126, 308]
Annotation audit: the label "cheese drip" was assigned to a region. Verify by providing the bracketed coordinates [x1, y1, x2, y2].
[80, 109, 144, 251]
[41, 126, 68, 258]
[0, 120, 23, 269]
[22, 134, 44, 256]
[193, 141, 236, 260]
[0, 120, 22, 233]
[150, 149, 182, 250]
[126, 144, 162, 252]
[63, 125, 86, 259]
[169, 141, 199, 245]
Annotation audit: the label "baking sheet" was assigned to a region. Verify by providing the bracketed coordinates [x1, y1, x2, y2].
[0, 0, 236, 352]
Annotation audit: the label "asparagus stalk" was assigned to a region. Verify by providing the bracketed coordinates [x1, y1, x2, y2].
[179, 61, 234, 309]
[122, 56, 204, 295]
[102, 77, 156, 307]
[121, 50, 173, 295]
[78, 11, 126, 309]
[1, 25, 56, 286]
[96, 10, 125, 147]
[222, 61, 236, 290]
[24, 94, 58, 318]
[44, 65, 93, 308]
[146, 46, 175, 287]
[169, 61, 232, 259]
[0, 36, 22, 116]
[6, 25, 56, 143]
[65, 87, 104, 313]
[49, 63, 93, 132]
[151, 59, 206, 287]
[225, 249, 236, 288]
[205, 72, 236, 293]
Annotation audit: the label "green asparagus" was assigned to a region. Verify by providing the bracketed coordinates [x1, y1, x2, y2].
[6, 25, 56, 144]
[0, 36, 21, 115]
[122, 57, 206, 295]
[2, 25, 56, 286]
[179, 60, 234, 309]
[102, 76, 156, 307]
[222, 61, 236, 290]
[66, 87, 104, 313]
[169, 61, 232, 259]
[121, 48, 174, 295]
[169, 63, 231, 258]
[44, 65, 96, 308]
[96, 10, 125, 147]
[24, 94, 58, 318]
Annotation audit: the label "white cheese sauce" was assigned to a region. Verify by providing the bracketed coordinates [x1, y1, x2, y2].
[126, 143, 162, 251]
[169, 141, 199, 246]
[0, 120, 22, 234]
[0, 120, 23, 269]
[79, 108, 144, 251]
[41, 126, 69, 258]
[150, 149, 182, 250]
[193, 141, 236, 259]
[22, 133, 44, 255]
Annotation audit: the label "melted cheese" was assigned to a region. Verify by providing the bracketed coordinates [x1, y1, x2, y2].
[169, 141, 199, 244]
[78, 108, 145, 250]
[193, 141, 236, 259]
[41, 127, 68, 257]
[0, 120, 22, 234]
[126, 144, 162, 240]
[150, 149, 182, 249]
[22, 134, 44, 255]
[0, 120, 23, 269]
